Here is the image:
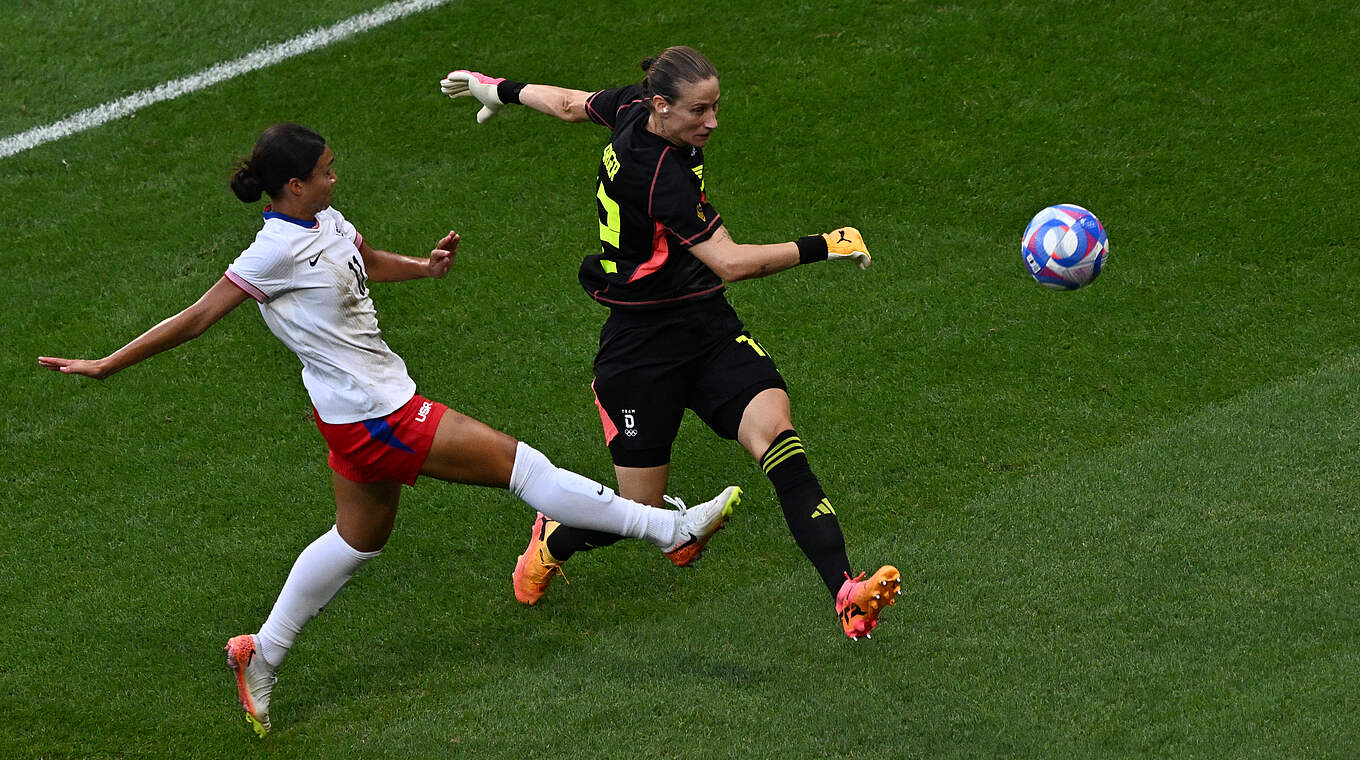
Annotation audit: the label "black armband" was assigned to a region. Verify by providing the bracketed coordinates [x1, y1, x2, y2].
[497, 80, 528, 105]
[795, 235, 829, 265]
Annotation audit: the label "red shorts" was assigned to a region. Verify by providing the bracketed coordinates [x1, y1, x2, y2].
[314, 394, 448, 485]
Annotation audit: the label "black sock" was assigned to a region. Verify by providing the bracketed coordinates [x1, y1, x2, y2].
[761, 430, 850, 597]
[544, 525, 624, 562]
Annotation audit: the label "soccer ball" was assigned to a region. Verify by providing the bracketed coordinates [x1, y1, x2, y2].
[1021, 204, 1108, 290]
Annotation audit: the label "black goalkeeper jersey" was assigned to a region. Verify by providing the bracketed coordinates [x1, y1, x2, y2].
[579, 84, 725, 310]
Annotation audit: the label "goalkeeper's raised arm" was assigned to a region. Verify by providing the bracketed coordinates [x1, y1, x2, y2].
[439, 69, 593, 123]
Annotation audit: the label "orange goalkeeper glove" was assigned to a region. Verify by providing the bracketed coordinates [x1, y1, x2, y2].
[822, 227, 871, 269]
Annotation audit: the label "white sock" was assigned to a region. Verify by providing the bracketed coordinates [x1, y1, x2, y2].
[508, 442, 676, 547]
[255, 525, 381, 668]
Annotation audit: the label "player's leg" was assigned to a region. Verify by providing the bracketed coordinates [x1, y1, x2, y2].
[419, 407, 734, 604]
[692, 329, 853, 593]
[420, 406, 702, 547]
[530, 462, 669, 574]
[734, 388, 851, 595]
[699, 329, 902, 639]
[529, 357, 685, 567]
[516, 309, 741, 602]
[513, 463, 658, 605]
[532, 377, 717, 565]
[614, 463, 669, 507]
[227, 474, 399, 737]
[736, 389, 901, 639]
[522, 410, 738, 602]
[614, 463, 739, 567]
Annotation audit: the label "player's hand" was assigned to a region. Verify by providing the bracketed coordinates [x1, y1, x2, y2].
[427, 230, 459, 278]
[822, 227, 871, 270]
[38, 356, 109, 379]
[440, 70, 506, 124]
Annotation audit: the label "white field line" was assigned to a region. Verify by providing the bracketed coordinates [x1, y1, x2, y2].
[0, 0, 452, 159]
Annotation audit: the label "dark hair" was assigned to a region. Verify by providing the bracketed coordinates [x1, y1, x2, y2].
[639, 46, 718, 106]
[229, 123, 327, 203]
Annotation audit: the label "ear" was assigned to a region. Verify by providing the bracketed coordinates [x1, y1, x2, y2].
[651, 94, 670, 113]
[285, 176, 306, 196]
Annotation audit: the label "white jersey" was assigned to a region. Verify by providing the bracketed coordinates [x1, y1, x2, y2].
[225, 206, 416, 424]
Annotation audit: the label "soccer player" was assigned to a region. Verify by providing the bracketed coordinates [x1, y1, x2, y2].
[439, 46, 902, 640]
[38, 123, 739, 737]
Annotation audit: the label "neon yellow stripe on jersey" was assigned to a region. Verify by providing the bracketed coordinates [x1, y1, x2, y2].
[597, 182, 621, 248]
[601, 259, 618, 274]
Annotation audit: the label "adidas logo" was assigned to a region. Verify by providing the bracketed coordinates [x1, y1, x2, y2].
[810, 498, 835, 519]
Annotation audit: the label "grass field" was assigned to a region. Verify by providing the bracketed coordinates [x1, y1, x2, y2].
[5, 0, 1360, 757]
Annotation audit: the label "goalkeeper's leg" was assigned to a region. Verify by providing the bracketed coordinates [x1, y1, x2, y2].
[737, 389, 900, 639]
[738, 390, 852, 596]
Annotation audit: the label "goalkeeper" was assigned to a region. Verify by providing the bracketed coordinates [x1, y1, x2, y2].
[440, 47, 900, 640]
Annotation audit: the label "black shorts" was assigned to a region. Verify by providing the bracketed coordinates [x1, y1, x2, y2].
[591, 296, 787, 468]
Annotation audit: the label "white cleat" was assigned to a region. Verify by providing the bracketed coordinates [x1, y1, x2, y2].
[663, 486, 741, 567]
[225, 634, 276, 737]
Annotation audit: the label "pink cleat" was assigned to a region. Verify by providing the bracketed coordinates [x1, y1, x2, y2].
[835, 565, 902, 641]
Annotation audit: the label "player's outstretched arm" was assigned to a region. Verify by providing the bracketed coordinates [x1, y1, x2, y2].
[38, 276, 250, 380]
[359, 231, 458, 283]
[689, 226, 873, 283]
[439, 70, 591, 123]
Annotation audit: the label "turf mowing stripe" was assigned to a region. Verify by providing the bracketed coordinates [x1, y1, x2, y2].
[0, 0, 453, 159]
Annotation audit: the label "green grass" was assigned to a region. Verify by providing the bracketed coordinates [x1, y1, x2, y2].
[5, 0, 1360, 757]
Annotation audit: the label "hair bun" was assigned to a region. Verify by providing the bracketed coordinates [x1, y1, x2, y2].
[639, 56, 657, 73]
[229, 164, 264, 203]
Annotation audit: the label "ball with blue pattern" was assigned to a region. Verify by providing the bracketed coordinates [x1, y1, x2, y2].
[1021, 204, 1108, 290]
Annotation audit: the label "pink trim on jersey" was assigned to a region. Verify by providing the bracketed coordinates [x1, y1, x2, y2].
[224, 268, 268, 303]
[585, 92, 607, 126]
[628, 220, 671, 283]
[675, 215, 722, 247]
[646, 146, 674, 218]
[586, 92, 646, 128]
[592, 380, 619, 445]
[353, 231, 364, 250]
[588, 282, 726, 308]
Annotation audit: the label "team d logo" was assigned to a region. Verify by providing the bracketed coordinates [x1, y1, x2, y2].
[622, 409, 638, 437]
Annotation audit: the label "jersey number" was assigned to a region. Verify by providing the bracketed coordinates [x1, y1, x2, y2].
[597, 182, 620, 250]
[347, 256, 368, 296]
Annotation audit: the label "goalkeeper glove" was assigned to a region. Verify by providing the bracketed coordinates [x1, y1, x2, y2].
[797, 227, 871, 269]
[440, 70, 522, 124]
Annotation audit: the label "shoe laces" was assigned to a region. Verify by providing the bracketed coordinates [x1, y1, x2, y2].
[662, 494, 694, 540]
[532, 548, 568, 585]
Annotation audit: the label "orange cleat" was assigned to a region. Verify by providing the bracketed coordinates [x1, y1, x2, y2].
[512, 512, 566, 605]
[835, 565, 902, 641]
